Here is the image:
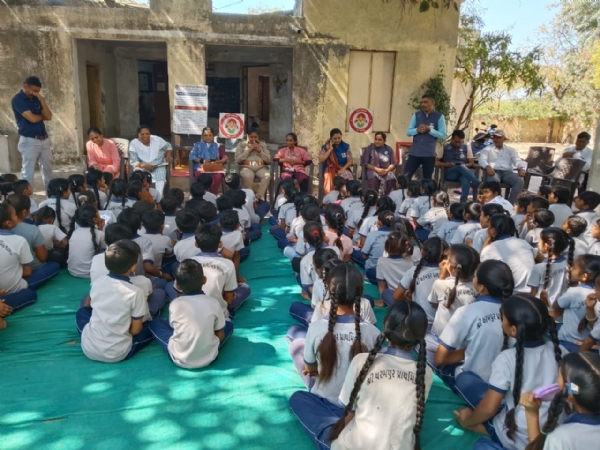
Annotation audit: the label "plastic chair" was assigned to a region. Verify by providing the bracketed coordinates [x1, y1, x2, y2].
[82, 138, 129, 181]
[547, 158, 586, 205]
[360, 146, 401, 193]
[235, 160, 274, 203]
[188, 144, 230, 193]
[523, 146, 556, 190]
[317, 161, 358, 202]
[434, 164, 480, 200]
[271, 156, 315, 206]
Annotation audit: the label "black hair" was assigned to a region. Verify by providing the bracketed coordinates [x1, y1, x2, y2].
[329, 301, 429, 448]
[384, 231, 414, 257]
[564, 215, 587, 237]
[137, 124, 151, 135]
[67, 204, 100, 255]
[282, 183, 298, 205]
[476, 260, 515, 300]
[391, 218, 419, 244]
[550, 186, 570, 204]
[116, 208, 142, 235]
[313, 248, 339, 274]
[537, 185, 552, 199]
[7, 194, 31, 217]
[176, 259, 205, 293]
[0, 203, 13, 229]
[577, 191, 600, 210]
[142, 209, 165, 233]
[448, 202, 465, 221]
[516, 196, 532, 211]
[87, 127, 102, 136]
[533, 209, 555, 228]
[395, 174, 408, 199]
[481, 202, 505, 220]
[197, 174, 214, 191]
[175, 208, 200, 234]
[539, 228, 575, 302]
[225, 189, 246, 209]
[33, 205, 56, 225]
[300, 203, 321, 223]
[408, 237, 449, 296]
[577, 131, 592, 140]
[481, 181, 502, 196]
[219, 209, 240, 230]
[248, 128, 259, 136]
[195, 223, 222, 253]
[530, 196, 550, 211]
[86, 168, 104, 208]
[374, 131, 387, 142]
[286, 132, 298, 144]
[0, 173, 18, 183]
[132, 201, 155, 219]
[165, 188, 184, 206]
[332, 176, 347, 192]
[127, 181, 143, 201]
[102, 172, 114, 187]
[324, 204, 346, 252]
[105, 240, 139, 275]
[47, 178, 70, 233]
[374, 196, 397, 220]
[68, 174, 86, 207]
[421, 92, 435, 100]
[11, 179, 30, 195]
[303, 221, 324, 251]
[377, 210, 395, 228]
[407, 180, 421, 198]
[193, 201, 218, 224]
[160, 196, 179, 214]
[445, 244, 480, 308]
[575, 255, 600, 331]
[451, 129, 465, 139]
[432, 191, 450, 217]
[346, 180, 362, 197]
[106, 178, 128, 209]
[356, 189, 378, 230]
[77, 191, 97, 207]
[317, 264, 368, 384]
[190, 182, 206, 200]
[224, 173, 241, 190]
[202, 126, 215, 135]
[500, 294, 562, 441]
[216, 195, 234, 212]
[488, 214, 517, 242]
[24, 76, 42, 87]
[420, 179, 438, 209]
[329, 128, 342, 138]
[104, 222, 134, 246]
[463, 201, 482, 221]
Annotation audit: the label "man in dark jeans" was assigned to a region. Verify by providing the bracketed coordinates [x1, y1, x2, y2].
[437, 129, 481, 202]
[405, 93, 446, 180]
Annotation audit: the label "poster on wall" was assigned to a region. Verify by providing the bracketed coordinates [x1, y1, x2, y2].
[348, 108, 374, 133]
[219, 113, 245, 139]
[173, 84, 208, 134]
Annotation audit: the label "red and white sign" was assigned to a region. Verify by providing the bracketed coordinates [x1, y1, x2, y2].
[219, 113, 245, 139]
[348, 108, 374, 133]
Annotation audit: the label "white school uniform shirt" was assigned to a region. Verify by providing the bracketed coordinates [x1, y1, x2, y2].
[310, 279, 377, 325]
[142, 232, 174, 269]
[346, 206, 376, 231]
[527, 257, 569, 307]
[512, 213, 526, 233]
[376, 255, 415, 291]
[356, 215, 378, 240]
[191, 253, 238, 319]
[0, 231, 33, 294]
[278, 202, 295, 224]
[557, 283, 596, 344]
[340, 196, 363, 216]
[471, 227, 487, 253]
[132, 234, 154, 276]
[388, 189, 405, 214]
[439, 295, 504, 382]
[407, 195, 431, 219]
[417, 206, 449, 237]
[274, 193, 287, 210]
[488, 195, 514, 215]
[398, 197, 416, 216]
[38, 223, 67, 250]
[174, 233, 198, 262]
[220, 229, 245, 254]
[334, 348, 433, 450]
[90, 253, 153, 301]
[322, 190, 339, 205]
[97, 209, 116, 226]
[299, 246, 341, 285]
[148, 187, 162, 203]
[489, 341, 561, 450]
[559, 145, 593, 172]
[234, 207, 250, 230]
[81, 274, 149, 363]
[362, 227, 391, 271]
[304, 316, 380, 404]
[286, 214, 304, 237]
[163, 214, 178, 242]
[429, 278, 478, 336]
[67, 227, 105, 278]
[450, 221, 481, 244]
[29, 196, 39, 214]
[39, 197, 76, 232]
[542, 414, 600, 450]
[167, 292, 226, 369]
[480, 236, 537, 293]
[526, 228, 543, 248]
[203, 191, 217, 206]
[436, 219, 462, 243]
[399, 264, 440, 324]
[573, 236, 588, 258]
[577, 210, 600, 246]
[549, 203, 573, 228]
[589, 241, 600, 256]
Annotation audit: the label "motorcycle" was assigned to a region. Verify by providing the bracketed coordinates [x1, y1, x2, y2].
[470, 122, 497, 156]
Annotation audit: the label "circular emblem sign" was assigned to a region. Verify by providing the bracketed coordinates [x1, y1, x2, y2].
[348, 108, 374, 133]
[219, 113, 245, 139]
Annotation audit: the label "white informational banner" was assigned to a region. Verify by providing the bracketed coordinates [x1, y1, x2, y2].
[173, 84, 208, 134]
[348, 107, 374, 133]
[218, 113, 245, 139]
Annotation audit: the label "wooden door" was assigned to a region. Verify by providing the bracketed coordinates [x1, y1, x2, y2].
[259, 75, 270, 119]
[86, 63, 103, 130]
[153, 61, 171, 136]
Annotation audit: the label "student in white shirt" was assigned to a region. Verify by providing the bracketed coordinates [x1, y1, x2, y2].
[528, 228, 573, 310]
[398, 180, 420, 217]
[386, 236, 449, 325]
[39, 178, 76, 233]
[434, 260, 514, 396]
[519, 197, 551, 240]
[354, 196, 396, 248]
[67, 204, 105, 278]
[228, 189, 262, 241]
[481, 214, 541, 293]
[453, 295, 563, 450]
[224, 172, 269, 222]
[322, 176, 346, 206]
[478, 130, 527, 204]
[480, 181, 514, 216]
[283, 202, 321, 258]
[104, 178, 129, 219]
[12, 179, 38, 215]
[346, 189, 377, 241]
[298, 222, 342, 295]
[219, 210, 247, 280]
[416, 190, 449, 239]
[148, 259, 233, 369]
[519, 352, 600, 450]
[173, 208, 201, 262]
[553, 131, 593, 173]
[288, 264, 380, 405]
[77, 239, 154, 362]
[451, 201, 482, 245]
[86, 168, 109, 210]
[408, 178, 438, 221]
[590, 219, 600, 256]
[376, 231, 415, 307]
[526, 209, 555, 249]
[358, 211, 395, 283]
[67, 173, 88, 208]
[270, 181, 296, 230]
[196, 173, 217, 206]
[339, 180, 363, 216]
[289, 300, 432, 450]
[130, 170, 162, 204]
[323, 205, 352, 261]
[33, 205, 68, 266]
[512, 197, 529, 232]
[467, 203, 504, 253]
[436, 202, 465, 243]
[159, 196, 180, 242]
[141, 209, 175, 272]
[76, 190, 116, 227]
[573, 191, 600, 246]
[549, 187, 574, 228]
[562, 215, 591, 258]
[388, 174, 408, 215]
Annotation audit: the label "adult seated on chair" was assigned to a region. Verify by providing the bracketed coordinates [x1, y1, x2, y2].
[234, 128, 271, 199]
[319, 128, 354, 196]
[478, 129, 526, 204]
[361, 131, 397, 195]
[274, 132, 313, 192]
[551, 131, 593, 174]
[190, 127, 228, 195]
[437, 129, 480, 203]
[86, 127, 121, 178]
[129, 125, 172, 194]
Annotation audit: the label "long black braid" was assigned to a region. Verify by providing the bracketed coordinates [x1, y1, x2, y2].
[356, 190, 378, 231]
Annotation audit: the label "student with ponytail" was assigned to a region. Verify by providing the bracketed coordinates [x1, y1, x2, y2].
[355, 210, 395, 283]
[354, 195, 396, 247]
[436, 202, 465, 243]
[415, 190, 450, 240]
[376, 231, 415, 306]
[324, 204, 352, 261]
[67, 204, 105, 278]
[399, 180, 421, 216]
[298, 222, 341, 295]
[454, 295, 563, 450]
[346, 189, 377, 240]
[468, 203, 505, 253]
[104, 178, 128, 218]
[433, 260, 514, 394]
[67, 174, 87, 208]
[39, 178, 75, 233]
[86, 168, 108, 209]
[339, 180, 363, 215]
[450, 201, 482, 244]
[388, 174, 408, 214]
[520, 352, 600, 450]
[408, 179, 438, 220]
[289, 301, 432, 450]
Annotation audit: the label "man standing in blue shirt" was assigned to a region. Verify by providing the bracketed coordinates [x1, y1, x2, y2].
[405, 93, 446, 180]
[436, 129, 480, 203]
[11, 76, 54, 189]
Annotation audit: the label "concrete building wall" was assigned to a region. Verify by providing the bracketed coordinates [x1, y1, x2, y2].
[247, 66, 270, 119]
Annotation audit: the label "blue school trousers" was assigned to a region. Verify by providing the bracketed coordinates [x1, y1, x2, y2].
[287, 324, 308, 341]
[27, 262, 60, 290]
[350, 249, 365, 268]
[288, 391, 344, 450]
[75, 307, 154, 359]
[425, 332, 462, 392]
[289, 338, 315, 390]
[149, 317, 234, 352]
[289, 302, 313, 327]
[246, 223, 262, 242]
[559, 340, 580, 353]
[295, 274, 312, 297]
[381, 288, 395, 307]
[78, 291, 167, 316]
[256, 201, 270, 219]
[3, 288, 37, 312]
[270, 225, 287, 241]
[415, 227, 430, 242]
[268, 210, 279, 226]
[240, 247, 250, 262]
[364, 268, 377, 285]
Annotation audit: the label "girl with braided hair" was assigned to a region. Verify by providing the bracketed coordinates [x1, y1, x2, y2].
[390, 217, 422, 262]
[339, 180, 363, 215]
[355, 195, 396, 248]
[346, 189, 377, 240]
[408, 179, 438, 222]
[104, 178, 128, 219]
[324, 204, 352, 261]
[376, 231, 415, 306]
[388, 174, 408, 215]
[454, 294, 563, 450]
[67, 174, 87, 208]
[450, 201, 482, 245]
[297, 222, 341, 296]
[387, 237, 449, 326]
[86, 168, 108, 209]
[520, 352, 600, 450]
[67, 204, 105, 278]
[434, 260, 514, 395]
[415, 190, 450, 241]
[468, 202, 505, 252]
[355, 211, 395, 284]
[527, 228, 573, 309]
[436, 202, 465, 244]
[289, 301, 431, 450]
[288, 264, 380, 406]
[39, 178, 75, 233]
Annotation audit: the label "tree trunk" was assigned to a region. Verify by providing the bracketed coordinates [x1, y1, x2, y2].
[546, 119, 555, 143]
[456, 93, 474, 131]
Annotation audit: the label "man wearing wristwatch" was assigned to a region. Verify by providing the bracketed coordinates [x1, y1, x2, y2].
[11, 76, 54, 189]
[234, 128, 271, 198]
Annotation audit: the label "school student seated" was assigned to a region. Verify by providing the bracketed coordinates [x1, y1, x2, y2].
[76, 239, 155, 362]
[173, 208, 201, 262]
[148, 259, 233, 369]
[67, 204, 105, 278]
[224, 172, 270, 222]
[33, 205, 68, 267]
[141, 209, 176, 274]
[12, 179, 38, 214]
[219, 209, 249, 277]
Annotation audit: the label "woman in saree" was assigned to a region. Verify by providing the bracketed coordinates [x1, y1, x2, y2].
[128, 125, 172, 194]
[319, 128, 354, 195]
[361, 131, 397, 195]
[190, 127, 228, 195]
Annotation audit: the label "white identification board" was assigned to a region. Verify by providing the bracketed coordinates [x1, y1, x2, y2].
[173, 85, 208, 134]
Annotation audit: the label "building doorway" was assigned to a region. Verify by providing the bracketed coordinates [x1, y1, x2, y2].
[138, 60, 171, 137]
[86, 63, 103, 130]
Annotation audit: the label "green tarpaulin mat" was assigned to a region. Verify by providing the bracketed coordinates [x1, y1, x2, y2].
[1, 224, 480, 449]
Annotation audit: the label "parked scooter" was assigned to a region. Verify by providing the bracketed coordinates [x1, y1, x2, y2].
[470, 122, 497, 156]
